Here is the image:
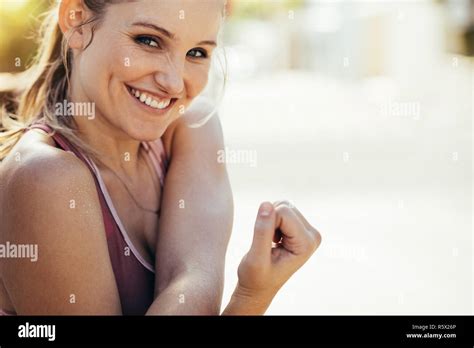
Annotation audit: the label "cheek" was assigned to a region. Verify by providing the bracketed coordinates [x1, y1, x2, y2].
[186, 66, 210, 99]
[77, 36, 128, 102]
[79, 41, 147, 112]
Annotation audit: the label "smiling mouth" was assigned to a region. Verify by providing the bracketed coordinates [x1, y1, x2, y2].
[125, 84, 177, 112]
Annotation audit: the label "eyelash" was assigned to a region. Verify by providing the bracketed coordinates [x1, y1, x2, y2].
[135, 35, 161, 49]
[135, 35, 208, 59]
[187, 48, 208, 59]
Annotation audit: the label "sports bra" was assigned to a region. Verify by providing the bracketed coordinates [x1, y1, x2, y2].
[1, 123, 168, 315]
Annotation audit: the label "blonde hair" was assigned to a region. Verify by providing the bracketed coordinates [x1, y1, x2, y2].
[0, 0, 117, 160]
[0, 0, 228, 160]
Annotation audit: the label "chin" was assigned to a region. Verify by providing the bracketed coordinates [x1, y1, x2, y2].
[122, 118, 171, 142]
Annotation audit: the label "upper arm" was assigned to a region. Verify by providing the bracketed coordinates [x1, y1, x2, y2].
[156, 100, 234, 300]
[0, 150, 122, 315]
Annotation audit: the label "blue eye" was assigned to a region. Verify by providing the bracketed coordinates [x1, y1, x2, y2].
[135, 36, 160, 48]
[187, 48, 208, 59]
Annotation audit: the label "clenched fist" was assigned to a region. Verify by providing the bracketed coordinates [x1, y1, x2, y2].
[223, 201, 321, 315]
[238, 201, 322, 294]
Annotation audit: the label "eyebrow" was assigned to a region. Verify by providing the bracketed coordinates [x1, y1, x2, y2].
[132, 21, 175, 39]
[131, 21, 217, 47]
[197, 40, 217, 47]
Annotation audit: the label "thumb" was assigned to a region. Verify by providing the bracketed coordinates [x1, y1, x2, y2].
[248, 202, 276, 261]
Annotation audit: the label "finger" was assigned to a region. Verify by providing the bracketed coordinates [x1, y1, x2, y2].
[274, 200, 291, 208]
[248, 202, 276, 260]
[274, 204, 306, 239]
[288, 206, 321, 242]
[274, 200, 312, 230]
[290, 206, 313, 231]
[274, 201, 322, 249]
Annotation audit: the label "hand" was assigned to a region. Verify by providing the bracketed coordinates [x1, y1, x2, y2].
[236, 201, 322, 299]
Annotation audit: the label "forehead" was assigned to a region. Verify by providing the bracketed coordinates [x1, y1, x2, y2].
[107, 0, 223, 41]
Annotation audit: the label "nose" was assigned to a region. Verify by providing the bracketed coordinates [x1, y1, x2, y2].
[153, 53, 184, 97]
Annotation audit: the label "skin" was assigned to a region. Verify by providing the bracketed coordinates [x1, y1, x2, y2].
[0, 0, 322, 315]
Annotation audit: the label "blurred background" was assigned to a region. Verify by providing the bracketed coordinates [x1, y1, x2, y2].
[1, 0, 473, 314]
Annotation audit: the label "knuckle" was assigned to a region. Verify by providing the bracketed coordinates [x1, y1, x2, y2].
[275, 205, 292, 216]
[274, 200, 294, 209]
[314, 229, 322, 248]
[307, 227, 322, 252]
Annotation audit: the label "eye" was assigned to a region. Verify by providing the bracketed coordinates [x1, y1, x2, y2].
[135, 35, 161, 48]
[187, 48, 208, 59]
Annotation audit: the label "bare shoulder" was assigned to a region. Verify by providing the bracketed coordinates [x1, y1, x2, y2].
[161, 97, 224, 159]
[1, 131, 96, 217]
[0, 131, 121, 314]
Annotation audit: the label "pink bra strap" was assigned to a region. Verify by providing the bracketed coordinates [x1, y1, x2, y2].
[0, 308, 16, 315]
[28, 123, 93, 167]
[28, 123, 52, 134]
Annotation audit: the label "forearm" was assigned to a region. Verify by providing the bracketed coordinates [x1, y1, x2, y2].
[222, 285, 276, 315]
[145, 271, 278, 316]
[146, 272, 222, 315]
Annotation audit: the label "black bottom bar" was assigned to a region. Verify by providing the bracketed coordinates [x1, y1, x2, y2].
[0, 316, 472, 346]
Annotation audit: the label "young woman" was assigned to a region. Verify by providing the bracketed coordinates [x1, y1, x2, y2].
[0, 0, 321, 315]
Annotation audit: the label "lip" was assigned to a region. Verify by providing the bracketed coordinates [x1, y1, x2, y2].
[124, 84, 177, 115]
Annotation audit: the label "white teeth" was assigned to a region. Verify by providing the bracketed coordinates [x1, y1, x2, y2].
[156, 99, 170, 109]
[129, 86, 172, 110]
[158, 100, 170, 109]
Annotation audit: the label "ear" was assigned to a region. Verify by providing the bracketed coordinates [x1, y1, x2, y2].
[58, 0, 90, 50]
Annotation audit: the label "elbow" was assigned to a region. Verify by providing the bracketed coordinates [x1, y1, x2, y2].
[155, 268, 224, 315]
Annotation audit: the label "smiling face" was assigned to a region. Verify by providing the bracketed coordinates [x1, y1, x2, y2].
[70, 0, 223, 141]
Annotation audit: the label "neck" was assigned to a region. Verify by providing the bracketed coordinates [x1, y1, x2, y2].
[76, 116, 142, 176]
[68, 83, 141, 176]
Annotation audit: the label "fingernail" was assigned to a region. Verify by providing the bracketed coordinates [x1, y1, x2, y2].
[259, 202, 273, 217]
